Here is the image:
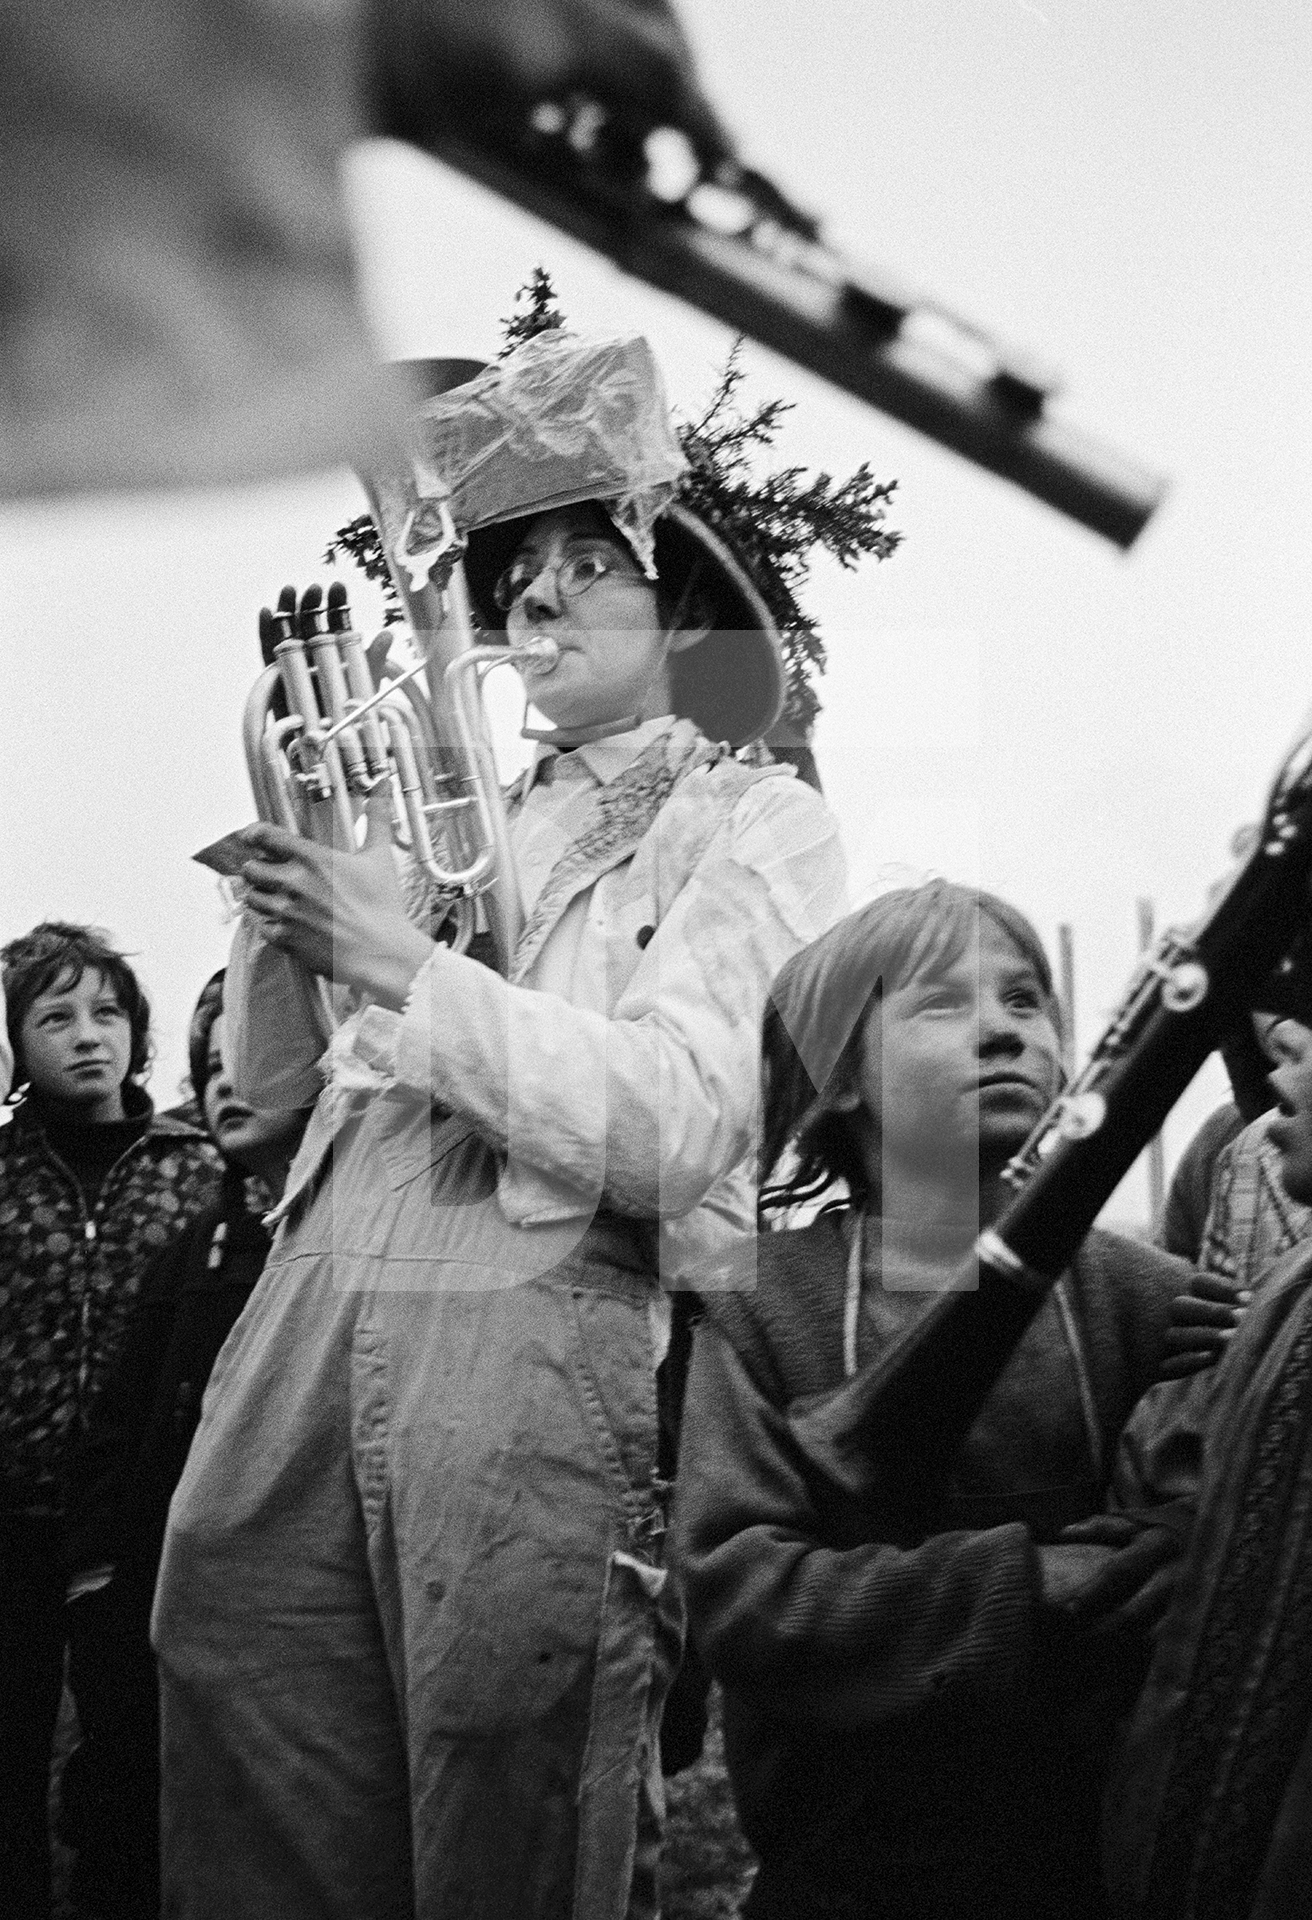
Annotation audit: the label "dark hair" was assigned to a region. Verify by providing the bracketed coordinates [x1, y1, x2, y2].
[467, 503, 714, 638]
[186, 970, 227, 1106]
[759, 882, 1060, 1218]
[462, 499, 782, 749]
[2, 921, 152, 1099]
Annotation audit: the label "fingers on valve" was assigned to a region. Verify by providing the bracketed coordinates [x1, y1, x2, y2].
[297, 582, 323, 636]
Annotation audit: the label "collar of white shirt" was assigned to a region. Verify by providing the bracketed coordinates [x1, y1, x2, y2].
[524, 713, 677, 796]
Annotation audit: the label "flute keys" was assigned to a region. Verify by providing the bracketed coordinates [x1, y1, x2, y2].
[1053, 1091, 1108, 1142]
[1160, 960, 1209, 1013]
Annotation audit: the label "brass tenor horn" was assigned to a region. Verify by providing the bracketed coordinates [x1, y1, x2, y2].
[242, 578, 553, 977]
[241, 359, 555, 1013]
[241, 568, 553, 952]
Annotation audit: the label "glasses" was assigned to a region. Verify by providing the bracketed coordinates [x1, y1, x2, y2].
[492, 549, 647, 613]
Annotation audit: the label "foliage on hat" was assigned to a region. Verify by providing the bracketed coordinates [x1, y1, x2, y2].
[325, 510, 405, 621]
[498, 266, 566, 357]
[676, 341, 899, 734]
[325, 269, 901, 733]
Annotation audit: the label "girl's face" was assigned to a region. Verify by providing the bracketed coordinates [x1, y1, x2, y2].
[1260, 1016, 1312, 1203]
[201, 1016, 303, 1173]
[851, 918, 1062, 1187]
[503, 506, 695, 733]
[19, 966, 132, 1121]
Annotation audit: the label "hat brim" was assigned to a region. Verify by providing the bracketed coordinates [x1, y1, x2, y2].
[463, 501, 785, 750]
[393, 357, 489, 404]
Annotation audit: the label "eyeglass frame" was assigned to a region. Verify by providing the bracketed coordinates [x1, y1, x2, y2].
[492, 546, 653, 614]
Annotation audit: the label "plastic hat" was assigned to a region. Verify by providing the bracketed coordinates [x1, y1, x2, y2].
[392, 336, 785, 749]
[381, 343, 785, 749]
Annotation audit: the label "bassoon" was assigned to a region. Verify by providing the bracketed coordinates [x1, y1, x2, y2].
[787, 710, 1312, 1499]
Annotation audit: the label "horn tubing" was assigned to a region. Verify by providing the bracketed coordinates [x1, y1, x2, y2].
[360, 463, 531, 975]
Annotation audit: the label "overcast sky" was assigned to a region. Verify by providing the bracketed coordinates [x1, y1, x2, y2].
[3, 0, 1309, 1218]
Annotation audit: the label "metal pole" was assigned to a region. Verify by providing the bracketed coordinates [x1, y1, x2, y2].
[1137, 897, 1167, 1225]
[1057, 923, 1076, 1079]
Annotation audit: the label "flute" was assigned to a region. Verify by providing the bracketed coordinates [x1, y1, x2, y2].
[428, 112, 1167, 549]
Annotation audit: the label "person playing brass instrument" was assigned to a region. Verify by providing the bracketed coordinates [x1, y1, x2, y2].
[151, 331, 848, 1920]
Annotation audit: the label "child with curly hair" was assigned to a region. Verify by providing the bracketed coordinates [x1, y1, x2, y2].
[0, 922, 220, 1920]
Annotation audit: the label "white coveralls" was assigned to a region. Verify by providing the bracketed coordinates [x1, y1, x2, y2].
[153, 715, 847, 1919]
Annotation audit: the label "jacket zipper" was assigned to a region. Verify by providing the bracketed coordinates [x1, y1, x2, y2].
[41, 1130, 158, 1428]
[78, 1218, 97, 1400]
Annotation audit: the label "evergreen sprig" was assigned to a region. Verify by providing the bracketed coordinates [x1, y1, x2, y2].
[498, 266, 566, 355]
[323, 513, 405, 623]
[675, 340, 900, 728]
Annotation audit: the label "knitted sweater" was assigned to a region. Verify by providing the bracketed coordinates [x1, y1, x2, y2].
[674, 1211, 1188, 1920]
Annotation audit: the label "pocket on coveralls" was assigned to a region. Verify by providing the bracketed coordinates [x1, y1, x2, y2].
[570, 1283, 662, 1515]
[412, 1279, 660, 1733]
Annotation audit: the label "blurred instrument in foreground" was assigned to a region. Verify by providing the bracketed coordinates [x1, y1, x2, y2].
[424, 108, 1166, 547]
[791, 708, 1312, 1498]
[6, 0, 1165, 526]
[1, 0, 733, 497]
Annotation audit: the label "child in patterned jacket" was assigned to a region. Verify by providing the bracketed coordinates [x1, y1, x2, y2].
[0, 921, 220, 1920]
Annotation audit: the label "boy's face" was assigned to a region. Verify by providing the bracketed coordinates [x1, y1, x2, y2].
[503, 506, 679, 733]
[853, 920, 1062, 1187]
[1260, 1016, 1312, 1203]
[19, 966, 132, 1120]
